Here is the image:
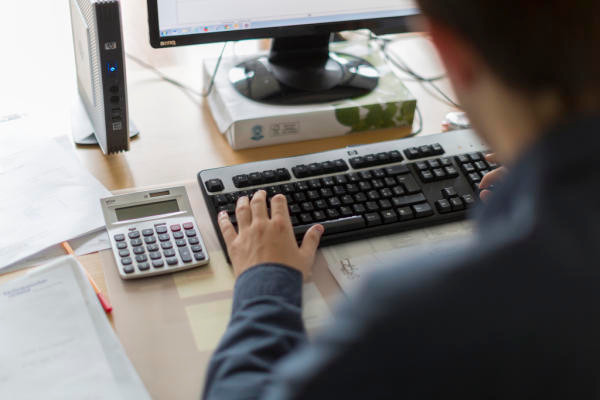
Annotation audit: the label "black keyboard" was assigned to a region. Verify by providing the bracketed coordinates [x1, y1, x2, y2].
[198, 129, 496, 260]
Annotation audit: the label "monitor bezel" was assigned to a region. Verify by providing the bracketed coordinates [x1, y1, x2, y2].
[147, 1, 420, 48]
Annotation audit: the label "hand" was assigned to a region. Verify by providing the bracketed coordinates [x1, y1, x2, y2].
[218, 190, 324, 279]
[479, 153, 507, 202]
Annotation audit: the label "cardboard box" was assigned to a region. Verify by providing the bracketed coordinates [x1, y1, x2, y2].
[203, 42, 417, 149]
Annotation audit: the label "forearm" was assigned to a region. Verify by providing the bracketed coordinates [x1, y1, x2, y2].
[203, 264, 307, 400]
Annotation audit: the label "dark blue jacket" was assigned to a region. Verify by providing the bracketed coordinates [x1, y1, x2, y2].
[204, 115, 600, 399]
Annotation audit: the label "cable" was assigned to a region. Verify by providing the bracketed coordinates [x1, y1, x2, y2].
[365, 32, 461, 109]
[125, 42, 228, 98]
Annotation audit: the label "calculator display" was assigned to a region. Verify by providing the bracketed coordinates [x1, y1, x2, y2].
[115, 199, 180, 221]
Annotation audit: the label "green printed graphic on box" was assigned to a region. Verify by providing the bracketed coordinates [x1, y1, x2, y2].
[335, 101, 416, 132]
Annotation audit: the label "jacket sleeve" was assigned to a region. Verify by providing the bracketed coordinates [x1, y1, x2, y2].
[202, 264, 307, 400]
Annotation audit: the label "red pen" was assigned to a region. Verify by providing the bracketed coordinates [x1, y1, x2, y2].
[61, 241, 113, 313]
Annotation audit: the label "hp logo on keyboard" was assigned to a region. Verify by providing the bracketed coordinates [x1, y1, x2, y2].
[251, 125, 264, 141]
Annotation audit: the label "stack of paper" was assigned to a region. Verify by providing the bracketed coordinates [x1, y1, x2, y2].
[0, 256, 151, 399]
[0, 114, 111, 272]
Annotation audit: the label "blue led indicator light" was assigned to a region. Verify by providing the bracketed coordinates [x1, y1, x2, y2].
[107, 63, 118, 73]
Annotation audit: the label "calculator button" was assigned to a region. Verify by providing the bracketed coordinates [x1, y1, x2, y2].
[191, 245, 203, 253]
[166, 257, 178, 266]
[116, 242, 127, 250]
[163, 249, 176, 257]
[128, 231, 140, 239]
[182, 222, 194, 230]
[123, 265, 134, 274]
[194, 252, 206, 261]
[175, 239, 187, 247]
[179, 248, 193, 263]
[185, 229, 197, 237]
[158, 234, 170, 241]
[121, 257, 132, 265]
[170, 224, 181, 232]
[161, 241, 173, 250]
[142, 229, 154, 236]
[155, 225, 168, 234]
[147, 244, 159, 252]
[173, 231, 184, 239]
[138, 262, 150, 271]
[133, 246, 145, 255]
[144, 236, 156, 244]
[135, 254, 148, 263]
[119, 249, 130, 258]
[149, 251, 162, 260]
[114, 234, 125, 242]
[188, 237, 200, 245]
[152, 260, 164, 268]
[130, 238, 143, 247]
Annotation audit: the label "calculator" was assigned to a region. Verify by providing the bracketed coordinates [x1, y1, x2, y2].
[100, 186, 209, 279]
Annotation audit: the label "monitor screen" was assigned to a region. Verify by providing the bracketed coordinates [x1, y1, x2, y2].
[156, 0, 417, 38]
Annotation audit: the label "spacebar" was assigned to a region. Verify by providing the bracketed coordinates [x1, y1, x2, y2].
[293, 216, 366, 237]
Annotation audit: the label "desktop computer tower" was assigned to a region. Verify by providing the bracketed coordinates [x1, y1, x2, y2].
[69, 0, 129, 154]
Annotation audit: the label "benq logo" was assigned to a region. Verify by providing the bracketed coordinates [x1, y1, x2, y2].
[251, 125, 264, 141]
[160, 40, 177, 47]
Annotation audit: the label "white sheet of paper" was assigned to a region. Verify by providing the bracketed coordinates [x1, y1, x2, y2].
[0, 256, 150, 399]
[322, 221, 474, 294]
[0, 116, 111, 270]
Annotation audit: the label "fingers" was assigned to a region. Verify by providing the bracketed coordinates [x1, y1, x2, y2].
[270, 194, 291, 226]
[236, 196, 252, 230]
[479, 189, 494, 203]
[218, 211, 237, 246]
[485, 153, 498, 164]
[479, 166, 507, 189]
[300, 224, 324, 257]
[250, 190, 269, 221]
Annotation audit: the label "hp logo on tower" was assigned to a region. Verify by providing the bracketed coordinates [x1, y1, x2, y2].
[251, 125, 264, 141]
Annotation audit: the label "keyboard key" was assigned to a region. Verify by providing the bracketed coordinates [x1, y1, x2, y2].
[249, 172, 263, 185]
[442, 187, 458, 199]
[300, 213, 313, 224]
[433, 168, 447, 180]
[194, 252, 206, 261]
[276, 168, 291, 181]
[462, 194, 476, 207]
[138, 262, 150, 271]
[135, 254, 148, 263]
[149, 251, 162, 260]
[152, 259, 164, 268]
[365, 212, 382, 226]
[206, 179, 224, 192]
[114, 234, 125, 241]
[123, 265, 134, 274]
[293, 216, 366, 237]
[147, 244, 159, 252]
[144, 236, 156, 244]
[161, 241, 173, 250]
[396, 175, 420, 194]
[469, 152, 483, 162]
[397, 207, 414, 221]
[188, 237, 200, 245]
[156, 225, 168, 234]
[366, 201, 379, 212]
[326, 208, 340, 219]
[170, 224, 181, 232]
[419, 170, 434, 182]
[412, 203, 434, 218]
[435, 199, 452, 213]
[130, 238, 143, 247]
[179, 248, 193, 263]
[116, 242, 127, 250]
[340, 206, 353, 216]
[163, 248, 176, 257]
[121, 257, 132, 265]
[182, 222, 194, 230]
[431, 143, 445, 155]
[450, 197, 465, 211]
[404, 147, 420, 160]
[313, 210, 326, 221]
[352, 204, 366, 214]
[191, 245, 203, 253]
[381, 209, 398, 224]
[173, 231, 184, 239]
[379, 199, 392, 210]
[119, 249, 130, 258]
[166, 257, 178, 266]
[445, 166, 459, 177]
[292, 165, 309, 178]
[176, 239, 187, 247]
[392, 193, 427, 207]
[142, 229, 154, 236]
[158, 233, 170, 241]
[128, 231, 140, 239]
[233, 174, 250, 188]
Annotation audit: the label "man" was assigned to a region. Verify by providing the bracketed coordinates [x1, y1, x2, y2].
[204, 1, 600, 398]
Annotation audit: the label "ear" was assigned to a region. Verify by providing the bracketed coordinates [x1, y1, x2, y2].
[426, 18, 478, 92]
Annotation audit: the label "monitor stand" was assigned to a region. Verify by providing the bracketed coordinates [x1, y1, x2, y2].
[229, 34, 379, 105]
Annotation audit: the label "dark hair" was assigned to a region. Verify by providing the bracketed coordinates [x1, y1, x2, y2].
[416, 0, 600, 111]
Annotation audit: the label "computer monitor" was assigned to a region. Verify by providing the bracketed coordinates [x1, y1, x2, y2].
[147, 1, 419, 105]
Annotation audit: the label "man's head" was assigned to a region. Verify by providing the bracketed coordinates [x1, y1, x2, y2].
[416, 0, 600, 162]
